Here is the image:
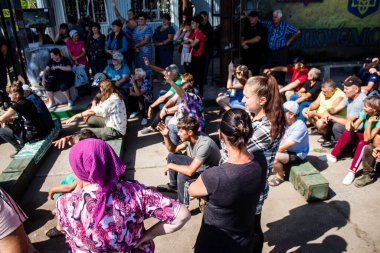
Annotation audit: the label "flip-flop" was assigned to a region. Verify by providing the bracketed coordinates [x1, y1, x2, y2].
[268, 176, 285, 187]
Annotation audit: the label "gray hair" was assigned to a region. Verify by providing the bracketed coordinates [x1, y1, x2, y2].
[135, 68, 146, 79]
[166, 64, 179, 75]
[309, 68, 321, 80]
[273, 9, 283, 18]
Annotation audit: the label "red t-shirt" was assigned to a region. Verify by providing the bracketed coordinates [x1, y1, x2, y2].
[287, 66, 309, 91]
[188, 30, 205, 57]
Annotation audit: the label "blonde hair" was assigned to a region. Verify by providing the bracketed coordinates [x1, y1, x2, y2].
[135, 68, 146, 79]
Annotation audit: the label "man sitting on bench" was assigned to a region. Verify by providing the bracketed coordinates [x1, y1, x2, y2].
[269, 101, 309, 187]
[157, 117, 221, 205]
[0, 83, 45, 157]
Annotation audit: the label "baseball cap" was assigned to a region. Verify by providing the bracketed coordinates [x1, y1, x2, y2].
[22, 84, 32, 91]
[364, 57, 372, 63]
[112, 52, 124, 62]
[92, 73, 106, 87]
[248, 11, 259, 17]
[283, 101, 299, 115]
[342, 75, 362, 87]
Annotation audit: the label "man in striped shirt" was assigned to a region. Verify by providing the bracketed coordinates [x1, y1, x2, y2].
[262, 9, 301, 84]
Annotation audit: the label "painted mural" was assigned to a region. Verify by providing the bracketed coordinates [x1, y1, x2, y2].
[260, 0, 380, 60]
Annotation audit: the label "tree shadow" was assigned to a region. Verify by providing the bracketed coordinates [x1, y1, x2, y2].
[265, 200, 350, 253]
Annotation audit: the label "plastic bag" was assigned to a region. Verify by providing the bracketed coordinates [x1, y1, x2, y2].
[72, 64, 89, 87]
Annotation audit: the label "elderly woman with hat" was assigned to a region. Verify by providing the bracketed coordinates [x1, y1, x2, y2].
[66, 29, 87, 66]
[103, 52, 131, 93]
[56, 138, 190, 252]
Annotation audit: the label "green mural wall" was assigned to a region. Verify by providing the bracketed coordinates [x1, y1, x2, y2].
[259, 0, 380, 61]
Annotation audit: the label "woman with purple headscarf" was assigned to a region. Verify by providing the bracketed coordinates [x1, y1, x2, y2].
[56, 139, 190, 252]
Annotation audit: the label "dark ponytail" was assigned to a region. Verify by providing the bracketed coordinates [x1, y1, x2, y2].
[220, 108, 253, 149]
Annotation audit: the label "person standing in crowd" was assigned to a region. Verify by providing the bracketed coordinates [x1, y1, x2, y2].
[303, 80, 346, 145]
[240, 11, 267, 76]
[112, 0, 137, 68]
[265, 57, 308, 101]
[0, 187, 37, 253]
[217, 62, 249, 111]
[270, 101, 309, 186]
[289, 68, 322, 122]
[105, 19, 128, 60]
[262, 9, 301, 84]
[174, 20, 192, 67]
[0, 84, 44, 157]
[86, 22, 107, 76]
[133, 12, 154, 81]
[41, 48, 75, 108]
[66, 30, 87, 67]
[199, 11, 213, 86]
[184, 15, 206, 96]
[67, 14, 85, 40]
[153, 14, 175, 69]
[318, 75, 366, 148]
[157, 117, 221, 206]
[189, 108, 266, 253]
[56, 138, 191, 252]
[233, 73, 286, 252]
[54, 23, 70, 45]
[22, 84, 54, 132]
[319, 95, 380, 185]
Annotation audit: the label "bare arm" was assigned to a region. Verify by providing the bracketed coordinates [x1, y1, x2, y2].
[157, 121, 186, 153]
[135, 205, 190, 250]
[165, 75, 184, 98]
[188, 175, 208, 197]
[277, 140, 297, 153]
[0, 108, 16, 124]
[287, 30, 301, 47]
[144, 57, 165, 75]
[112, 0, 127, 24]
[166, 159, 203, 177]
[279, 79, 301, 93]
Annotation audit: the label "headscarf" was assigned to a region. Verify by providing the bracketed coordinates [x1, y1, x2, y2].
[69, 29, 78, 38]
[69, 138, 126, 225]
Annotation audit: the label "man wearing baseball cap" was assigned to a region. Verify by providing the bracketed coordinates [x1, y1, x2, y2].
[318, 75, 366, 148]
[269, 101, 309, 186]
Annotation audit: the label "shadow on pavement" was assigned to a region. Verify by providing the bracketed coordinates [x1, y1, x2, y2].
[32, 236, 68, 253]
[307, 155, 329, 172]
[265, 200, 350, 253]
[289, 235, 347, 253]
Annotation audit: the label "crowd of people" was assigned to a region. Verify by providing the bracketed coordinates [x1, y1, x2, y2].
[0, 5, 379, 253]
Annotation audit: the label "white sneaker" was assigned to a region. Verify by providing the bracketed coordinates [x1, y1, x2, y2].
[47, 103, 57, 110]
[141, 127, 154, 134]
[342, 171, 356, 185]
[318, 154, 337, 163]
[141, 118, 148, 126]
[130, 111, 139, 119]
[67, 100, 74, 108]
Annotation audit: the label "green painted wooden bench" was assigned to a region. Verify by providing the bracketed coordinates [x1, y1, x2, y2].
[106, 137, 126, 160]
[0, 120, 62, 199]
[289, 161, 329, 202]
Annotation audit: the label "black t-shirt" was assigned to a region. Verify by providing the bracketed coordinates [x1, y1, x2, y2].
[47, 57, 73, 81]
[242, 21, 267, 52]
[303, 80, 322, 102]
[200, 22, 213, 53]
[200, 156, 266, 247]
[11, 97, 42, 137]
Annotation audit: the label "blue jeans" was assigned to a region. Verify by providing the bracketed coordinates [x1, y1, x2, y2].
[289, 94, 311, 122]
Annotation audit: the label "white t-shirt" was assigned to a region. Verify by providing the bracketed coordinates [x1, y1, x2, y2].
[92, 93, 127, 135]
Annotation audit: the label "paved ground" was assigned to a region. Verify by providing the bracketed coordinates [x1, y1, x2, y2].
[8, 104, 378, 253]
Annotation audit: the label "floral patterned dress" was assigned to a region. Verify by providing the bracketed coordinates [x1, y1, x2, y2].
[56, 180, 180, 253]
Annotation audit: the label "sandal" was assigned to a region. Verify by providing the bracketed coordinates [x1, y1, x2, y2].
[268, 176, 285, 187]
[317, 136, 326, 143]
[45, 227, 64, 238]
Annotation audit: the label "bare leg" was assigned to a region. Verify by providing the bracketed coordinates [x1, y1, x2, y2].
[273, 152, 290, 180]
[46, 91, 55, 105]
[62, 90, 71, 102]
[216, 94, 231, 111]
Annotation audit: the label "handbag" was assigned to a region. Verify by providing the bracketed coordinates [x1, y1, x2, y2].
[184, 48, 193, 65]
[72, 64, 89, 87]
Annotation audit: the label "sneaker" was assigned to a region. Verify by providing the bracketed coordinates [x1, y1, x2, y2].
[141, 118, 148, 126]
[342, 171, 356, 185]
[354, 174, 373, 188]
[67, 100, 74, 108]
[318, 154, 337, 163]
[156, 183, 178, 193]
[141, 127, 154, 134]
[47, 103, 57, 110]
[130, 111, 139, 119]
